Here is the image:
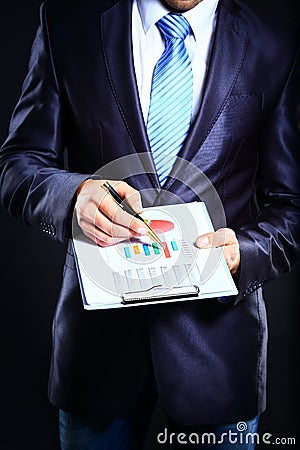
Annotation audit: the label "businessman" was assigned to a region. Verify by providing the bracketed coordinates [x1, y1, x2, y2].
[0, 0, 299, 448]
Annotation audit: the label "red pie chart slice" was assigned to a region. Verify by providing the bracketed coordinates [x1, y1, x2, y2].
[148, 220, 174, 234]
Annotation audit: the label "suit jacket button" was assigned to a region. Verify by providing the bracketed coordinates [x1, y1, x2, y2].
[49, 224, 56, 235]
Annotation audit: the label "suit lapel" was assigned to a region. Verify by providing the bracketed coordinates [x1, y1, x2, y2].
[100, 0, 249, 198]
[100, 0, 160, 191]
[163, 0, 249, 193]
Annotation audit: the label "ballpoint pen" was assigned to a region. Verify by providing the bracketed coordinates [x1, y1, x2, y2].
[101, 181, 164, 248]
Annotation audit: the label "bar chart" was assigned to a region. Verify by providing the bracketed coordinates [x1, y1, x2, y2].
[122, 240, 179, 260]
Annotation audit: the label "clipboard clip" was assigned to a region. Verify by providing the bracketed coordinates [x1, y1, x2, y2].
[122, 284, 200, 305]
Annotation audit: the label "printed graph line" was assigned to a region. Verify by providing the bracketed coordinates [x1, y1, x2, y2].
[113, 263, 203, 297]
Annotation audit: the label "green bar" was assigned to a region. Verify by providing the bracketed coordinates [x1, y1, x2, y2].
[152, 243, 160, 254]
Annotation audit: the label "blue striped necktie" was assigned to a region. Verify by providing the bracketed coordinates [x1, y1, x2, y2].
[147, 14, 193, 186]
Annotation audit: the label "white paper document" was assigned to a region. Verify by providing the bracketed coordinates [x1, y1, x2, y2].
[72, 202, 238, 309]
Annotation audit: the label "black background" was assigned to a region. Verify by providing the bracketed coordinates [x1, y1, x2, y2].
[0, 1, 299, 449]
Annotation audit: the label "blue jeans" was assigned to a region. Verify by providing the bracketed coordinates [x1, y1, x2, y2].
[59, 408, 150, 450]
[59, 408, 259, 450]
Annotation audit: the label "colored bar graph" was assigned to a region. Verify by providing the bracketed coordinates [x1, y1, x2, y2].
[123, 240, 178, 260]
[124, 247, 131, 258]
[163, 242, 171, 258]
[152, 243, 160, 255]
[171, 240, 178, 251]
[133, 245, 140, 254]
[143, 244, 151, 256]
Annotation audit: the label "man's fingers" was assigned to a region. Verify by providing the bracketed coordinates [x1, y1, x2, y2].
[113, 181, 143, 214]
[75, 179, 147, 239]
[80, 212, 131, 240]
[196, 228, 240, 274]
[98, 191, 146, 234]
[80, 227, 126, 247]
[196, 228, 237, 248]
[222, 246, 240, 274]
[79, 217, 143, 247]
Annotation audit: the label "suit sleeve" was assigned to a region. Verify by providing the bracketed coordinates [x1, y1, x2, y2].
[0, 2, 89, 242]
[233, 40, 300, 304]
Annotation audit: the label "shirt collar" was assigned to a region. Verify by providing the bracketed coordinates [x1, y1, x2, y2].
[137, 0, 219, 41]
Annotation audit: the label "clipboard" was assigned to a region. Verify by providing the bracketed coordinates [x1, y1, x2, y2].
[72, 202, 238, 309]
[122, 285, 200, 305]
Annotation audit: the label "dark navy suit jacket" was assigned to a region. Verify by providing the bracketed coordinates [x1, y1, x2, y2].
[0, 0, 299, 425]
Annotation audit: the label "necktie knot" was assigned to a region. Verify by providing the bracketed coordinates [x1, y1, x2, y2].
[157, 14, 191, 41]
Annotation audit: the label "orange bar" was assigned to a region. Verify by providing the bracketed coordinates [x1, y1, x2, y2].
[133, 245, 140, 254]
[163, 242, 171, 258]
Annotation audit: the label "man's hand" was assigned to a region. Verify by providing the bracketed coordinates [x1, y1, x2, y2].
[196, 228, 240, 274]
[75, 179, 148, 247]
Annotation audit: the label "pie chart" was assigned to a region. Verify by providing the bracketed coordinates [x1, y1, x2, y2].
[148, 220, 174, 234]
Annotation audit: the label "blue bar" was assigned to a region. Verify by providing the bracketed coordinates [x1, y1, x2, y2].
[124, 247, 131, 258]
[143, 244, 151, 256]
[171, 240, 178, 251]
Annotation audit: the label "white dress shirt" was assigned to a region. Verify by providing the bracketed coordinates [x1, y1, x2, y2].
[132, 0, 219, 123]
